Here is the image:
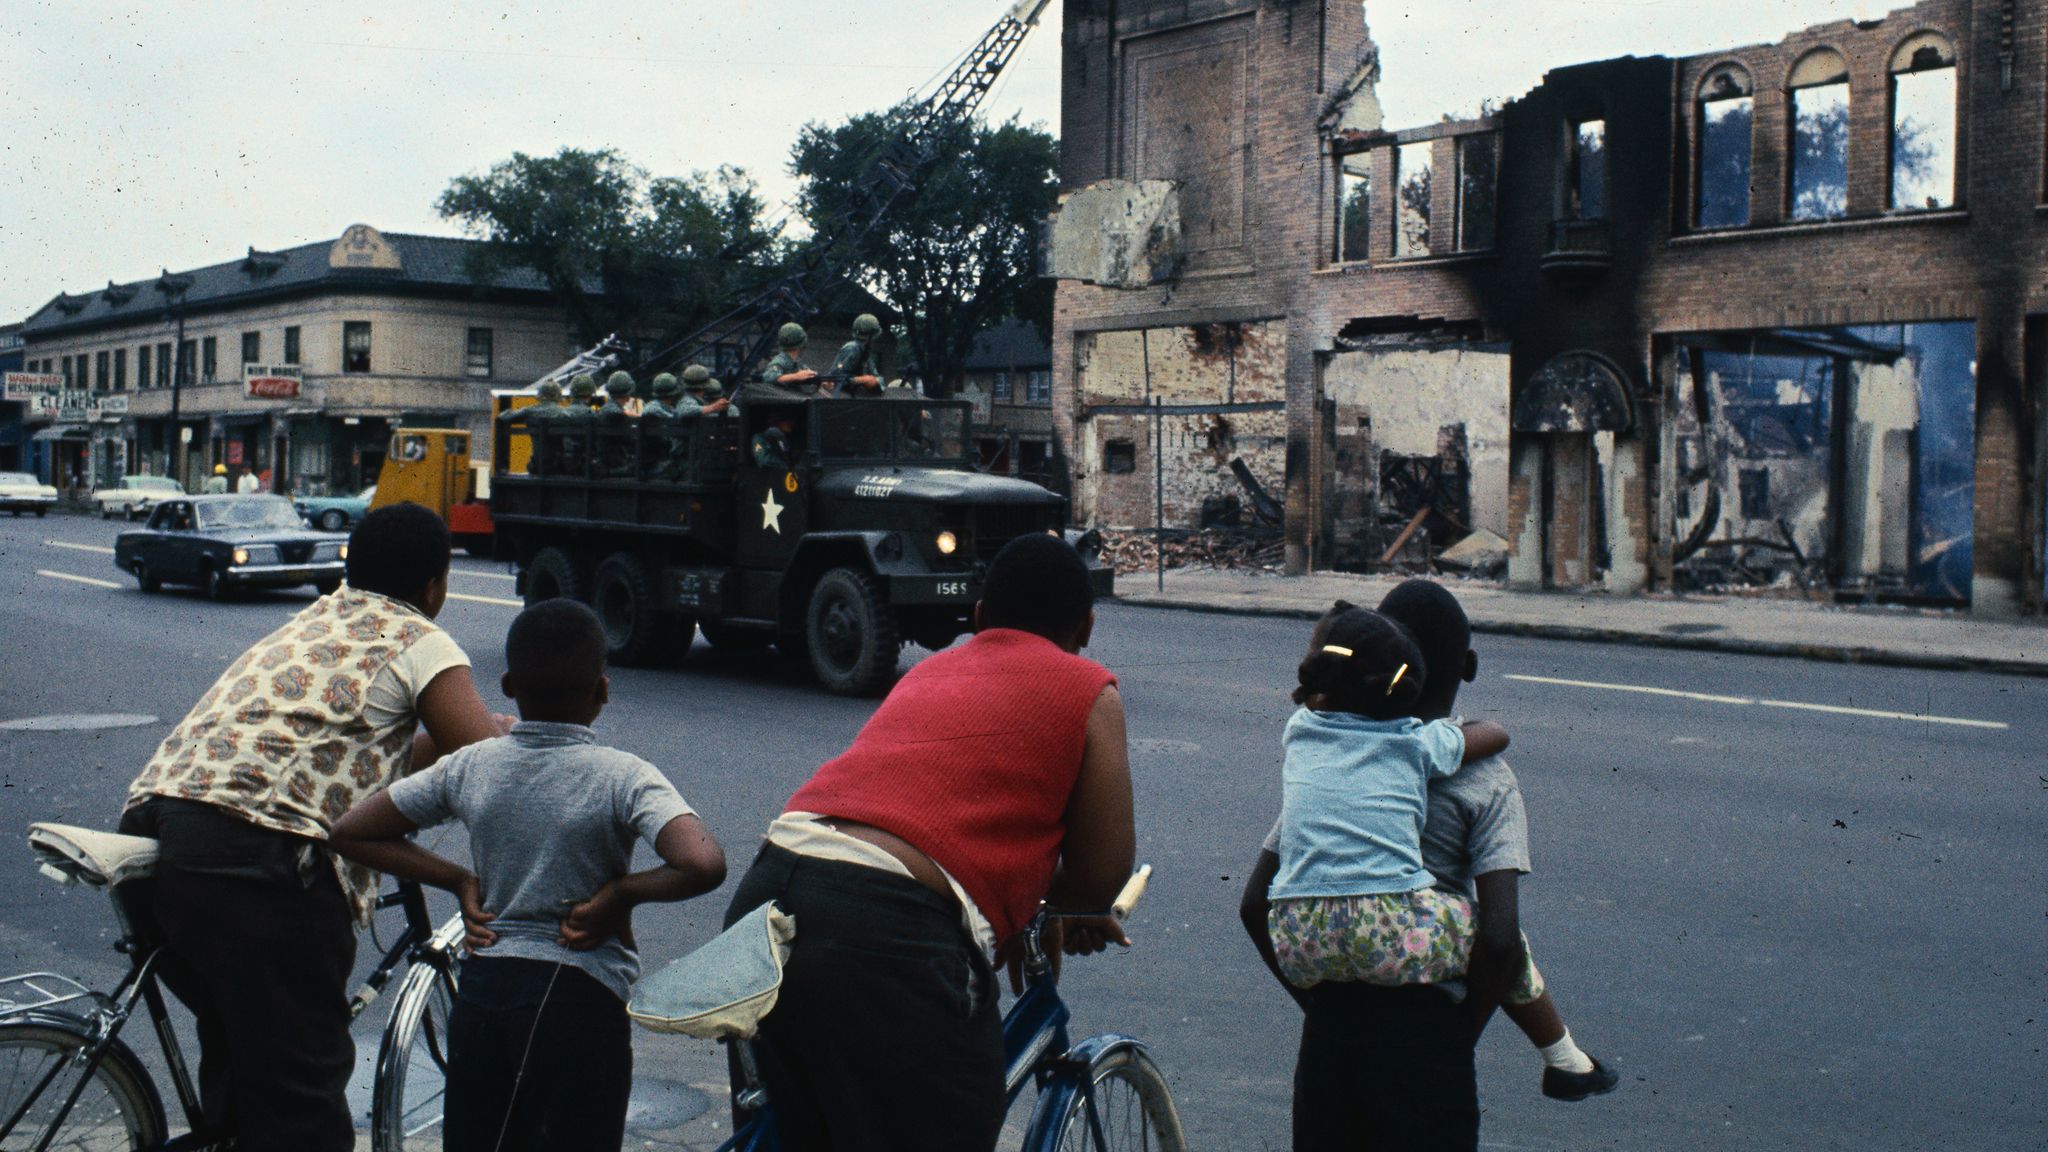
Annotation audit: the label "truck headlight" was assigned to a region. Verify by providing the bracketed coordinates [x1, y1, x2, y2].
[936, 530, 958, 555]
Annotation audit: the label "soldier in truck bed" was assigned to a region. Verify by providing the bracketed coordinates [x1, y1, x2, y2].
[768, 323, 827, 392]
[753, 415, 800, 470]
[681, 365, 731, 415]
[831, 314, 887, 398]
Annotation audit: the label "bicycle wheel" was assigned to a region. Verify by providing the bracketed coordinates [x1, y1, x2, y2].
[370, 920, 463, 1152]
[1032, 1044, 1186, 1152]
[0, 1020, 166, 1151]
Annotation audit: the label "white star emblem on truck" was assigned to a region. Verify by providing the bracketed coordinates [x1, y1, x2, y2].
[761, 489, 784, 533]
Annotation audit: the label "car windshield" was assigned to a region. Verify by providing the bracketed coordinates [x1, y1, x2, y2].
[133, 478, 181, 492]
[196, 497, 304, 531]
[816, 402, 968, 462]
[0, 473, 35, 486]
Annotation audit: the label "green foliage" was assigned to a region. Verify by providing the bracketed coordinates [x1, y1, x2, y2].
[790, 109, 1058, 396]
[438, 149, 783, 351]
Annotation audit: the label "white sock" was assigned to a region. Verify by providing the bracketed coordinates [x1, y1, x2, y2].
[1538, 1030, 1595, 1075]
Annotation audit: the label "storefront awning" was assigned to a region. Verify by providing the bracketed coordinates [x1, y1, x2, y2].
[31, 425, 91, 442]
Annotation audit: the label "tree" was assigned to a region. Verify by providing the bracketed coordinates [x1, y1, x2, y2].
[790, 109, 1057, 397]
[438, 149, 782, 354]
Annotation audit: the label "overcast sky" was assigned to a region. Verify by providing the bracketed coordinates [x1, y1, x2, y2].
[4, 0, 1877, 324]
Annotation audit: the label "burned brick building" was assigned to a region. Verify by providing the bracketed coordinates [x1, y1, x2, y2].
[1045, 0, 2044, 614]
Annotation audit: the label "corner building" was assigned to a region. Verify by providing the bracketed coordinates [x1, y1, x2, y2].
[1048, 0, 2044, 614]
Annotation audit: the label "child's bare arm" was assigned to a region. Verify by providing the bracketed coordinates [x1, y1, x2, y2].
[557, 815, 727, 951]
[1238, 849, 1310, 1012]
[1460, 720, 1509, 763]
[330, 791, 497, 950]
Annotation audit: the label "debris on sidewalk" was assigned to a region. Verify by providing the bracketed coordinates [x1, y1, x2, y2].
[1099, 529, 1287, 575]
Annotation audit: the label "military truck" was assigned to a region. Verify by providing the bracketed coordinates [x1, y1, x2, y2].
[488, 384, 1110, 695]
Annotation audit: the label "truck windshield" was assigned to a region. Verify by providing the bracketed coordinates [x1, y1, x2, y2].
[817, 403, 967, 462]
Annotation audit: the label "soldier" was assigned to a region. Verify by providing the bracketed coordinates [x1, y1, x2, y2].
[832, 313, 887, 398]
[681, 365, 730, 415]
[766, 323, 821, 390]
[598, 372, 638, 476]
[642, 373, 684, 420]
[644, 374, 692, 480]
[497, 380, 566, 475]
[599, 371, 636, 417]
[557, 374, 598, 475]
[752, 415, 800, 470]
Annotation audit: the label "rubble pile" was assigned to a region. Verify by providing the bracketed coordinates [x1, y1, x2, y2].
[1099, 530, 1287, 575]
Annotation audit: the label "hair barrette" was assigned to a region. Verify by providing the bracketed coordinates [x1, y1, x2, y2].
[1386, 663, 1408, 694]
[1321, 645, 1353, 657]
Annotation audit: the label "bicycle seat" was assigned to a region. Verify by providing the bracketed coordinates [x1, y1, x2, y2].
[27, 823, 159, 889]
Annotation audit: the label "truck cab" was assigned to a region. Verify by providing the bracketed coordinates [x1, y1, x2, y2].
[489, 386, 1110, 694]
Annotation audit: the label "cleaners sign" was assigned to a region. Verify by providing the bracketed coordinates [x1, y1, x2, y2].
[244, 364, 303, 399]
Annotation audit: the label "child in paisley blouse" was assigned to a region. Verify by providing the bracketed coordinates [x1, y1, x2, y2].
[1264, 605, 1517, 998]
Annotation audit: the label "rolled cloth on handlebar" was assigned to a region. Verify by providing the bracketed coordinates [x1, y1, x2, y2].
[1111, 864, 1152, 921]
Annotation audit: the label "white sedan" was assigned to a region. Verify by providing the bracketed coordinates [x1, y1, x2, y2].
[94, 475, 185, 520]
[0, 472, 58, 518]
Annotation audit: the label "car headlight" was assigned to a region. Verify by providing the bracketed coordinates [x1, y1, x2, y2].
[313, 542, 346, 562]
[233, 548, 249, 565]
[234, 546, 279, 566]
[936, 530, 958, 555]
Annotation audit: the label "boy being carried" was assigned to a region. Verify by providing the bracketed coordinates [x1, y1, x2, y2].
[332, 600, 726, 1152]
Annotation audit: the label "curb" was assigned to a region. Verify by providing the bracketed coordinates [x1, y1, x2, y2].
[1110, 593, 2048, 679]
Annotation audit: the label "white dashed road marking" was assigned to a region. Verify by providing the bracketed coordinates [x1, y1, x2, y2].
[446, 592, 522, 607]
[1503, 673, 2007, 730]
[44, 541, 115, 555]
[38, 569, 121, 589]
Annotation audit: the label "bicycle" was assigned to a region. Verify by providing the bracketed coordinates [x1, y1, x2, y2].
[0, 821, 464, 1152]
[696, 864, 1186, 1152]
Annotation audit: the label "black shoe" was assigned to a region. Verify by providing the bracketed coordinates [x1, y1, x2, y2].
[1542, 1056, 1620, 1101]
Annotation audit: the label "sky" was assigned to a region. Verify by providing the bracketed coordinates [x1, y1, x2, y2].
[2, 0, 1881, 324]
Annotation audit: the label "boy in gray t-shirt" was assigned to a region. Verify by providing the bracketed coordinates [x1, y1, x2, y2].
[332, 600, 727, 1152]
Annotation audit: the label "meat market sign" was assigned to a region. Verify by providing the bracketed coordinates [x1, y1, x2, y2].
[244, 364, 302, 399]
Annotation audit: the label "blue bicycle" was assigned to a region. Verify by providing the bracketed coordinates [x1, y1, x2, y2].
[712, 865, 1184, 1151]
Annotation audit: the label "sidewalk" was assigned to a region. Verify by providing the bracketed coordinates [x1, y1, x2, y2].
[1113, 568, 2048, 678]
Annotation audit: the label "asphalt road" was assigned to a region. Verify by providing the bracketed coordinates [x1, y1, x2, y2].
[0, 511, 2042, 1150]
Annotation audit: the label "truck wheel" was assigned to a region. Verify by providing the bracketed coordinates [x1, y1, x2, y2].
[318, 510, 347, 532]
[592, 553, 663, 667]
[525, 547, 591, 607]
[806, 567, 900, 696]
[699, 622, 772, 652]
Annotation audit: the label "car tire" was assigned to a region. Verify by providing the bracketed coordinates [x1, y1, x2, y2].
[314, 577, 342, 597]
[318, 510, 348, 532]
[591, 553, 664, 667]
[133, 561, 160, 594]
[33, 508, 46, 518]
[524, 546, 591, 607]
[202, 565, 231, 602]
[805, 567, 900, 697]
[99, 507, 113, 520]
[127, 506, 142, 522]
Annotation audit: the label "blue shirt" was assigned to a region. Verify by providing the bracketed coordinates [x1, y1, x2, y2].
[1268, 709, 1466, 899]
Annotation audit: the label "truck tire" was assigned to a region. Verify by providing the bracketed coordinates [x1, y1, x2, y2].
[805, 567, 900, 697]
[699, 622, 772, 652]
[592, 553, 664, 667]
[525, 547, 591, 607]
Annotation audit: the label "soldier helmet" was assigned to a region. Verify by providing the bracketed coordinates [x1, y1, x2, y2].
[537, 381, 563, 401]
[569, 373, 597, 397]
[652, 373, 680, 397]
[852, 313, 882, 339]
[777, 322, 807, 349]
[605, 371, 635, 397]
[681, 364, 712, 386]
[701, 379, 725, 399]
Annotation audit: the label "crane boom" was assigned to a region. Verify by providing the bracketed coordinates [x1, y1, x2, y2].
[633, 1, 1049, 383]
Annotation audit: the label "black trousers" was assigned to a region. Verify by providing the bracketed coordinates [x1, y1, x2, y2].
[1291, 981, 1481, 1152]
[725, 843, 1005, 1152]
[118, 797, 358, 1152]
[443, 955, 632, 1152]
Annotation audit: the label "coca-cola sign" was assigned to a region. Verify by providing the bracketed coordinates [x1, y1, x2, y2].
[244, 364, 302, 399]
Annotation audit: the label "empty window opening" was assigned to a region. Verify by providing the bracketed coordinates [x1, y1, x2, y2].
[283, 326, 301, 366]
[1568, 119, 1606, 220]
[1104, 440, 1137, 474]
[200, 337, 217, 383]
[1696, 64, 1754, 229]
[241, 331, 261, 364]
[1395, 142, 1432, 257]
[1337, 153, 1372, 263]
[113, 349, 125, 391]
[466, 327, 494, 378]
[1457, 133, 1498, 251]
[1789, 49, 1850, 221]
[1890, 33, 1956, 211]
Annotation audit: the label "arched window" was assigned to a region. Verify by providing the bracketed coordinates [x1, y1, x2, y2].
[1890, 31, 1956, 211]
[1696, 62, 1753, 228]
[1788, 48, 1850, 221]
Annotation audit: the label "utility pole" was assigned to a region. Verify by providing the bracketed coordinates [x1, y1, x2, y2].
[158, 270, 191, 490]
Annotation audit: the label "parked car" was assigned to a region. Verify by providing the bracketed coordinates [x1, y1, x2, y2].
[0, 472, 58, 517]
[94, 475, 186, 520]
[114, 495, 348, 600]
[294, 485, 375, 532]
